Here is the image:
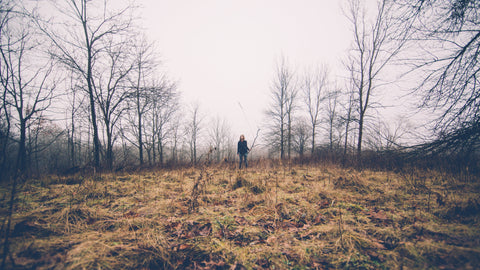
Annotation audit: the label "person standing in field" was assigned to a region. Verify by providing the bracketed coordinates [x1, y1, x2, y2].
[237, 134, 249, 169]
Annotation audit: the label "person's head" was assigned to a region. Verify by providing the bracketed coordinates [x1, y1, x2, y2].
[239, 134, 245, 141]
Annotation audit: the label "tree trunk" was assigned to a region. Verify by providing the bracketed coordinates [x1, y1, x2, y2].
[152, 128, 156, 164]
[137, 102, 143, 165]
[357, 113, 364, 161]
[287, 112, 292, 159]
[70, 117, 75, 168]
[172, 131, 177, 165]
[87, 59, 100, 169]
[146, 147, 151, 165]
[329, 118, 334, 151]
[136, 66, 143, 165]
[106, 122, 113, 170]
[82, 4, 101, 170]
[311, 127, 315, 155]
[0, 101, 11, 180]
[280, 120, 284, 159]
[343, 118, 350, 160]
[158, 136, 163, 166]
[17, 119, 26, 173]
[193, 138, 197, 166]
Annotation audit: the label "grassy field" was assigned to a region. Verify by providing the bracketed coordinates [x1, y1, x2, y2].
[2, 161, 480, 269]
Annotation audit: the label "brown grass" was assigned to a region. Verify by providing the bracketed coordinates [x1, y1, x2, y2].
[2, 163, 480, 269]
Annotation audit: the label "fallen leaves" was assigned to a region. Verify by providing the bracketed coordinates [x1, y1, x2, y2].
[166, 220, 212, 239]
[365, 209, 393, 225]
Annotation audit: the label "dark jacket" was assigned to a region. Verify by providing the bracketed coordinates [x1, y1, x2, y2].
[237, 140, 249, 155]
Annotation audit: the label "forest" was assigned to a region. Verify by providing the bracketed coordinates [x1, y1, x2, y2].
[1, 0, 479, 269]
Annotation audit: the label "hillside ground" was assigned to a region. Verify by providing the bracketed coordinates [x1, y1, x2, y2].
[1, 161, 480, 269]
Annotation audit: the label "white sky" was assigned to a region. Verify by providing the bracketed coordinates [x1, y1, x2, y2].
[140, 0, 377, 142]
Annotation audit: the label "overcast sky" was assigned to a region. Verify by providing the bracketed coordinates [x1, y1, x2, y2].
[140, 0, 375, 143]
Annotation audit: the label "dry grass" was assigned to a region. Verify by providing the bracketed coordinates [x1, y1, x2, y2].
[2, 163, 480, 269]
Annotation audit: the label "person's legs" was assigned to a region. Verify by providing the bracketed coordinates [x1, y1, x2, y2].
[241, 154, 248, 168]
[239, 154, 247, 169]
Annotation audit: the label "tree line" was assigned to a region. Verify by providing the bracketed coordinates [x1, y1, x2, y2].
[265, 0, 479, 172]
[1, 0, 478, 180]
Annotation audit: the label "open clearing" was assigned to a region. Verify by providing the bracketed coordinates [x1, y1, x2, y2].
[2, 163, 480, 269]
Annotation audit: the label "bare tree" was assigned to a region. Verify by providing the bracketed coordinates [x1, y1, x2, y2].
[186, 102, 203, 166]
[292, 117, 309, 158]
[128, 36, 158, 165]
[95, 37, 135, 170]
[302, 65, 328, 154]
[0, 0, 15, 178]
[209, 115, 231, 162]
[168, 113, 183, 166]
[345, 0, 405, 159]
[35, 0, 136, 169]
[0, 3, 19, 267]
[394, 0, 480, 151]
[286, 78, 298, 159]
[265, 56, 296, 159]
[65, 73, 86, 169]
[0, 5, 56, 267]
[0, 10, 55, 173]
[341, 80, 357, 160]
[367, 117, 409, 151]
[28, 116, 66, 175]
[0, 83, 11, 177]
[325, 88, 341, 151]
[151, 79, 179, 165]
